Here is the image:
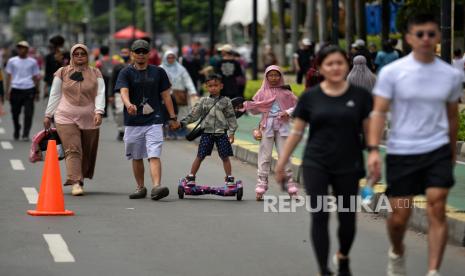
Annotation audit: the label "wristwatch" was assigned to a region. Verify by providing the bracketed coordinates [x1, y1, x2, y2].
[169, 116, 177, 121]
[366, 145, 379, 152]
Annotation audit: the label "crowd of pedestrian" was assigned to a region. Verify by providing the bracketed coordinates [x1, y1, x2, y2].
[0, 11, 463, 276]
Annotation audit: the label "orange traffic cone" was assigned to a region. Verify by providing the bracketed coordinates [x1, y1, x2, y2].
[27, 139, 74, 216]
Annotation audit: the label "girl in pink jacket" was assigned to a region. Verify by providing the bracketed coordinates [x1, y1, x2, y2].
[242, 65, 298, 200]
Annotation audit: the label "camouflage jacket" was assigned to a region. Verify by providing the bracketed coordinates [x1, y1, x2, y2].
[181, 95, 238, 136]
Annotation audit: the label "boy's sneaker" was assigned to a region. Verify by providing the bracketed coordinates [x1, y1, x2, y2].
[129, 187, 147, 199]
[387, 247, 406, 276]
[225, 176, 236, 187]
[185, 175, 196, 187]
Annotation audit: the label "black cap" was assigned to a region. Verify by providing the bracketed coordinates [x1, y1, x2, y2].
[205, 73, 222, 83]
[131, 40, 150, 51]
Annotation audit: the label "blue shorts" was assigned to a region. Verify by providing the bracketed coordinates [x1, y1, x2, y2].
[198, 133, 233, 160]
[124, 124, 163, 160]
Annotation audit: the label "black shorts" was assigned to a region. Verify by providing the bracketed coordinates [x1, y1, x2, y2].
[385, 144, 454, 197]
[197, 133, 233, 160]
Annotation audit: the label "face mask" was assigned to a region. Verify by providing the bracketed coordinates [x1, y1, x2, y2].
[122, 56, 130, 63]
[70, 71, 84, 82]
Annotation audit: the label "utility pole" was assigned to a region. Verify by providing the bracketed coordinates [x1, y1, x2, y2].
[144, 0, 153, 41]
[331, 0, 339, 45]
[252, 0, 258, 80]
[355, 0, 366, 42]
[441, 0, 452, 63]
[109, 0, 116, 55]
[305, 0, 317, 42]
[176, 0, 182, 57]
[381, 0, 390, 43]
[291, 0, 298, 61]
[318, 0, 328, 45]
[132, 0, 137, 41]
[345, 0, 354, 53]
[208, 0, 215, 54]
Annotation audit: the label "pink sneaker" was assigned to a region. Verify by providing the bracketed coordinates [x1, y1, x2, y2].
[255, 178, 268, 201]
[287, 181, 299, 197]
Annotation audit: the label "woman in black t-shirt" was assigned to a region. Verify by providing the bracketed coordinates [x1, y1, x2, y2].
[275, 46, 373, 276]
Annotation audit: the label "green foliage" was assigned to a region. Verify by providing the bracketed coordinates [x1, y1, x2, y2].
[244, 80, 305, 100]
[396, 0, 440, 33]
[459, 109, 465, 141]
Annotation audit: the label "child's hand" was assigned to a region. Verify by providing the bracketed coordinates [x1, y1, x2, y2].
[279, 111, 290, 120]
[229, 135, 235, 144]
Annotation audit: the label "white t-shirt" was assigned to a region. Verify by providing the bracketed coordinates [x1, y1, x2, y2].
[374, 53, 463, 155]
[5, 56, 40, 90]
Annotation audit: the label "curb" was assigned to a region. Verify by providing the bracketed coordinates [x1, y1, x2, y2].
[230, 138, 465, 247]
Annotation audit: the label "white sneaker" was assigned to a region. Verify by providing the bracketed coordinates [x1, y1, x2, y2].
[71, 184, 84, 196]
[387, 247, 406, 276]
[426, 270, 440, 276]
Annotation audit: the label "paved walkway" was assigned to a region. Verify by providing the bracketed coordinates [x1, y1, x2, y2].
[235, 115, 465, 211]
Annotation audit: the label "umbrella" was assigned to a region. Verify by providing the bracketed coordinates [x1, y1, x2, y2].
[113, 26, 149, 40]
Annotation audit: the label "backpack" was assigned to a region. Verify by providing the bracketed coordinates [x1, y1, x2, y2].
[305, 66, 324, 88]
[29, 128, 65, 163]
[100, 59, 114, 79]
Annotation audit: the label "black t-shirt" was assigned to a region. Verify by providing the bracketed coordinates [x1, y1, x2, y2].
[114, 65, 171, 126]
[215, 59, 243, 98]
[293, 84, 373, 175]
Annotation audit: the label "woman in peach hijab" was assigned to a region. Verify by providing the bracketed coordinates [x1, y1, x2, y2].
[44, 44, 105, 196]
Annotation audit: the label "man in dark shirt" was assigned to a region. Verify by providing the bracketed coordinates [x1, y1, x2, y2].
[351, 39, 375, 72]
[293, 38, 315, 84]
[115, 40, 180, 201]
[215, 44, 244, 99]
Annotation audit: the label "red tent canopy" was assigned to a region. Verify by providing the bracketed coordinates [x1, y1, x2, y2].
[113, 26, 149, 40]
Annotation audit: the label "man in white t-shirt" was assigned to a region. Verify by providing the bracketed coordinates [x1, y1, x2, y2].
[5, 41, 41, 141]
[368, 14, 462, 276]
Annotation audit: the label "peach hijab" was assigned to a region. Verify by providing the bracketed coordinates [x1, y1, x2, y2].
[54, 44, 102, 106]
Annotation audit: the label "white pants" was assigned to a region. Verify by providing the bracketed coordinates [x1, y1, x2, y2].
[257, 131, 292, 179]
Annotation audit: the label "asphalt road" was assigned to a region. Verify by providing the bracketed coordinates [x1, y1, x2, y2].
[1, 101, 465, 276]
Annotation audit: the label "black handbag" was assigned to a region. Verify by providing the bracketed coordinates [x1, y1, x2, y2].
[185, 97, 221, 141]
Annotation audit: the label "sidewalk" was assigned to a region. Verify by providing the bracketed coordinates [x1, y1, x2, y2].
[231, 115, 465, 245]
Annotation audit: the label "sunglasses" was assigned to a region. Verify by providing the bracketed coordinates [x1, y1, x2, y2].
[73, 52, 87, 57]
[134, 49, 149, 55]
[415, 31, 437, 39]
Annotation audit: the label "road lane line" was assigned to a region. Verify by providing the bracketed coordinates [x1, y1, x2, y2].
[1, 141, 13, 150]
[10, 159, 25, 170]
[22, 187, 38, 204]
[43, 234, 75, 263]
[0, 127, 5, 134]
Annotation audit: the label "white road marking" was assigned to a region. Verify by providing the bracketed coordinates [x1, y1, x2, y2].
[22, 187, 38, 204]
[0, 127, 5, 134]
[10, 159, 25, 170]
[1, 141, 13, 150]
[43, 234, 76, 263]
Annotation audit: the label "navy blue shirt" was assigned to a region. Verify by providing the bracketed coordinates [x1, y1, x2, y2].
[114, 65, 171, 126]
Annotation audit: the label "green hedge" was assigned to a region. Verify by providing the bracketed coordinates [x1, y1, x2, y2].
[459, 110, 465, 141]
[244, 80, 306, 100]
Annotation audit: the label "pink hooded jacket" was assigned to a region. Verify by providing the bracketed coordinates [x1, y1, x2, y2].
[243, 65, 297, 130]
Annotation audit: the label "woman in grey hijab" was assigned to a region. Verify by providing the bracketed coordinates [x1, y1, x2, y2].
[347, 55, 377, 92]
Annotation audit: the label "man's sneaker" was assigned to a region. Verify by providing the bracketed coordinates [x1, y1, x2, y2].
[151, 186, 169, 201]
[21, 136, 30, 142]
[225, 176, 235, 187]
[426, 270, 441, 276]
[129, 187, 147, 199]
[185, 175, 196, 187]
[332, 254, 352, 276]
[387, 247, 406, 276]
